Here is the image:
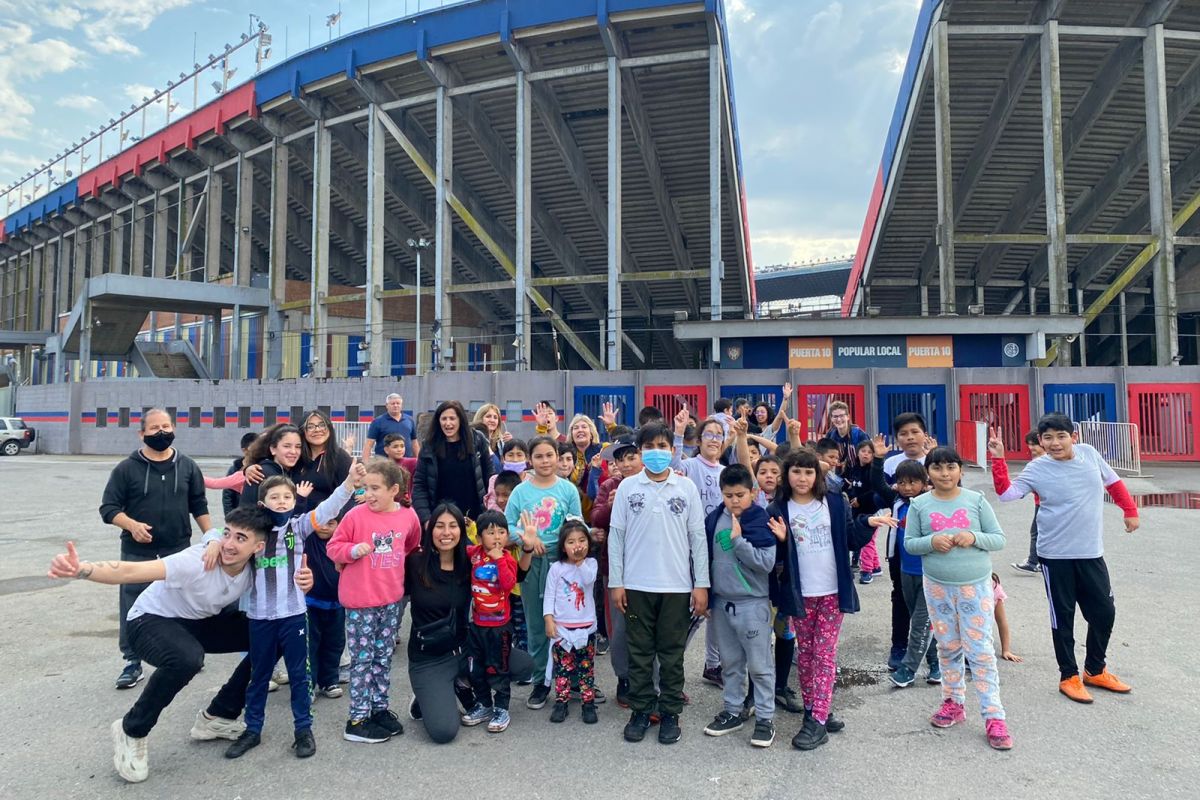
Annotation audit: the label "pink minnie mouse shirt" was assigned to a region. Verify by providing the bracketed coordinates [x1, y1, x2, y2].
[903, 488, 1006, 585]
[327, 502, 422, 609]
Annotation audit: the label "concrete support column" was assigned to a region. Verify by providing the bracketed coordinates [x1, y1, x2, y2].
[1144, 24, 1179, 365]
[205, 169, 224, 282]
[152, 191, 169, 279]
[932, 20, 956, 316]
[311, 121, 331, 378]
[607, 55, 623, 370]
[1041, 21, 1068, 315]
[1077, 287, 1088, 366]
[41, 241, 56, 328]
[514, 70, 533, 371]
[79, 298, 91, 383]
[365, 104, 387, 377]
[231, 304, 242, 381]
[433, 85, 454, 371]
[234, 156, 254, 286]
[177, 180, 194, 279]
[267, 140, 290, 381]
[708, 43, 723, 325]
[90, 220, 105, 280]
[131, 202, 146, 276]
[110, 211, 126, 275]
[920, 285, 929, 316]
[72, 230, 86, 306]
[1119, 291, 1130, 366]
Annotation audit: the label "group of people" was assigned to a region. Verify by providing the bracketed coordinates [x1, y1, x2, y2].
[51, 387, 1141, 782]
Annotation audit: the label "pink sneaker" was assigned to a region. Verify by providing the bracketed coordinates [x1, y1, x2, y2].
[985, 718, 1013, 750]
[930, 699, 966, 728]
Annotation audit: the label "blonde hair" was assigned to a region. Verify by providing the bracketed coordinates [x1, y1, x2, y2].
[566, 414, 600, 448]
[472, 403, 507, 449]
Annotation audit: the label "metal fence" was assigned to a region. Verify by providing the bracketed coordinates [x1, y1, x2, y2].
[332, 422, 372, 458]
[1076, 421, 1144, 476]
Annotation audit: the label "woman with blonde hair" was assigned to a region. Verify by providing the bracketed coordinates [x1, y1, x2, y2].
[472, 403, 509, 470]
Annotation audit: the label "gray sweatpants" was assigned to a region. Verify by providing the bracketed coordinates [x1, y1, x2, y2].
[711, 596, 774, 720]
[900, 572, 937, 673]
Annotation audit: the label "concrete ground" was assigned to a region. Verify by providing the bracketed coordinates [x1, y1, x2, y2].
[0, 453, 1196, 800]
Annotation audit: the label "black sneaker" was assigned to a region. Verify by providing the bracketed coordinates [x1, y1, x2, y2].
[791, 715, 828, 750]
[701, 665, 724, 688]
[596, 635, 610, 655]
[703, 711, 744, 737]
[775, 687, 804, 714]
[292, 729, 316, 759]
[549, 701, 569, 723]
[527, 683, 551, 710]
[624, 711, 651, 742]
[515, 677, 533, 687]
[806, 708, 845, 733]
[616, 678, 631, 708]
[223, 730, 261, 759]
[1011, 561, 1042, 575]
[343, 718, 391, 743]
[570, 686, 607, 704]
[407, 696, 423, 721]
[115, 662, 143, 690]
[582, 702, 598, 725]
[370, 709, 404, 737]
[658, 712, 682, 744]
[751, 718, 776, 748]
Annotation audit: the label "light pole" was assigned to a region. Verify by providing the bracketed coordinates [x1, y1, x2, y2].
[407, 237, 431, 375]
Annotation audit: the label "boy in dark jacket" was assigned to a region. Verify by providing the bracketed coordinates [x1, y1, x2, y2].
[224, 433, 260, 515]
[701, 465, 778, 748]
[305, 504, 355, 699]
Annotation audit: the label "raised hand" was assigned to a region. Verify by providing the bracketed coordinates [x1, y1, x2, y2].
[520, 510, 545, 555]
[767, 516, 788, 542]
[599, 401, 618, 428]
[781, 381, 793, 399]
[590, 452, 603, 470]
[342, 434, 357, 454]
[732, 417, 749, 437]
[986, 426, 1006, 460]
[674, 404, 690, 436]
[48, 541, 83, 579]
[295, 480, 314, 498]
[872, 432, 889, 458]
[923, 434, 938, 454]
[294, 554, 314, 592]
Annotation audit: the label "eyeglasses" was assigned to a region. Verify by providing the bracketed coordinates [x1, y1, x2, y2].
[304, 423, 328, 431]
[830, 414, 849, 421]
[700, 432, 724, 442]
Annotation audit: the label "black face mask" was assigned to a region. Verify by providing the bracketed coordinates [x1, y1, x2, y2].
[143, 431, 175, 452]
[262, 508, 292, 527]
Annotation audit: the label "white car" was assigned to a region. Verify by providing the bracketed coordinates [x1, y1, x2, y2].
[0, 417, 34, 456]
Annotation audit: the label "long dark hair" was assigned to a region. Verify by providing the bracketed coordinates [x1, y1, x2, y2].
[300, 409, 349, 484]
[425, 401, 475, 460]
[555, 518, 593, 562]
[775, 448, 827, 506]
[245, 423, 302, 469]
[415, 503, 471, 589]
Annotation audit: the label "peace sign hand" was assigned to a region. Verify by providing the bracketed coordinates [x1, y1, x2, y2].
[986, 426, 1006, 460]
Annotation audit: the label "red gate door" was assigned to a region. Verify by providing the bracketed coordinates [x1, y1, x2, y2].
[797, 385, 866, 442]
[644, 384, 709, 425]
[958, 384, 1030, 459]
[1128, 383, 1200, 461]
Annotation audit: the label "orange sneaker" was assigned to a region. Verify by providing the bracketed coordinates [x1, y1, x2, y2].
[1083, 669, 1131, 693]
[1058, 675, 1094, 704]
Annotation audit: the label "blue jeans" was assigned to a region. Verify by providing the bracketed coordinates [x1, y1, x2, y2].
[245, 614, 312, 734]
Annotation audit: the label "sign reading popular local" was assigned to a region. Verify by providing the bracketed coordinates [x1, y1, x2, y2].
[789, 336, 957, 368]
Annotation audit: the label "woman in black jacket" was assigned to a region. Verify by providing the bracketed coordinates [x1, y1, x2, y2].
[238, 423, 306, 509]
[296, 409, 352, 508]
[411, 401, 493, 524]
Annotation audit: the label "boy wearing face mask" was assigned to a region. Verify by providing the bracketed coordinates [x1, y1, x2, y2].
[100, 408, 218, 691]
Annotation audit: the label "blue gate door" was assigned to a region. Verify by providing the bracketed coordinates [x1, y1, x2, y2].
[722, 384, 786, 443]
[1043, 383, 1117, 423]
[573, 385, 636, 434]
[877, 384, 948, 443]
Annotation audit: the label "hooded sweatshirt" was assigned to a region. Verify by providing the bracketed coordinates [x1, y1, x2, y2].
[99, 448, 209, 557]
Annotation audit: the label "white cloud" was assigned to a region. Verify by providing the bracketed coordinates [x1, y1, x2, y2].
[10, 0, 196, 57]
[55, 93, 101, 110]
[750, 231, 858, 268]
[0, 21, 85, 139]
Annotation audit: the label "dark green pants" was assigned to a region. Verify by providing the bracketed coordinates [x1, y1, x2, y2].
[625, 590, 691, 715]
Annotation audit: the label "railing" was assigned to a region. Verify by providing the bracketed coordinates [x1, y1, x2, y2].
[332, 422, 372, 458]
[1076, 420, 1144, 476]
[955, 419, 987, 468]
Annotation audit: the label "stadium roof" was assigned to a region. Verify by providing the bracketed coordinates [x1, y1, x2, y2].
[755, 260, 852, 303]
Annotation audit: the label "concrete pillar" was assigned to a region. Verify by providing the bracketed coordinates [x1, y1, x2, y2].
[177, 180, 194, 279]
[231, 304, 242, 381]
[110, 211, 126, 275]
[41, 241, 56, 328]
[90, 220, 105, 280]
[1144, 24, 1179, 365]
[234, 156, 253, 286]
[131, 202, 147, 277]
[1077, 287, 1087, 366]
[709, 43, 723, 324]
[607, 55, 623, 370]
[433, 85, 454, 371]
[79, 297, 91, 383]
[365, 104, 387, 377]
[932, 20, 956, 316]
[152, 190, 169, 279]
[72, 229, 86, 306]
[267, 140, 290, 381]
[1041, 21, 1068, 316]
[205, 169, 224, 282]
[1119, 291, 1130, 366]
[514, 70, 532, 371]
[311, 121, 331, 378]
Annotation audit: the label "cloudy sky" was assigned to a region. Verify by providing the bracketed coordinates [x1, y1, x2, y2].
[0, 0, 922, 268]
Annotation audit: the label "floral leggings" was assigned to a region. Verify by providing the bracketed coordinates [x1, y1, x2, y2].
[345, 602, 400, 722]
[551, 635, 596, 704]
[923, 576, 1005, 721]
[792, 593, 844, 724]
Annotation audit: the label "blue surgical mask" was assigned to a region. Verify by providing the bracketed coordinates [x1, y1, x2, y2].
[502, 461, 526, 473]
[641, 449, 673, 474]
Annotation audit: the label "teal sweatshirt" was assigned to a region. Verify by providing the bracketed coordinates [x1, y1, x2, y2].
[904, 488, 1005, 585]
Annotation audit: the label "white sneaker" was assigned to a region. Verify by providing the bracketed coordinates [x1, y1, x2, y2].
[111, 719, 149, 783]
[272, 666, 289, 685]
[268, 679, 280, 693]
[189, 710, 246, 741]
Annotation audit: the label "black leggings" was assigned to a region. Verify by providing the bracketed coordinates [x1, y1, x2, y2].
[408, 647, 533, 743]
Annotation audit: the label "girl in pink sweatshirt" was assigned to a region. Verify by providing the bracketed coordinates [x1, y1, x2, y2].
[327, 460, 422, 743]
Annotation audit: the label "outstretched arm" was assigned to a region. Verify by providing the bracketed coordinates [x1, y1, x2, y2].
[48, 542, 166, 585]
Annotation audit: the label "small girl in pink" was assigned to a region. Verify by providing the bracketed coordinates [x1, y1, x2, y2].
[327, 460, 422, 743]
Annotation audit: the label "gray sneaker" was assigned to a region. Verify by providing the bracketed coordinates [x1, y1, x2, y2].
[751, 718, 776, 748]
[460, 702, 492, 727]
[487, 707, 511, 733]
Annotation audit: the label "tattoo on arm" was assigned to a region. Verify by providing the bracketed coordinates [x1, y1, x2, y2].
[76, 563, 94, 579]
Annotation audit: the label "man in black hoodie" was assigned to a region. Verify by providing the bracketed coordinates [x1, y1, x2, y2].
[99, 408, 215, 690]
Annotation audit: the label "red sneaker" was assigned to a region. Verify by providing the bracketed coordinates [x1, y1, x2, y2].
[985, 718, 1013, 750]
[930, 699, 966, 728]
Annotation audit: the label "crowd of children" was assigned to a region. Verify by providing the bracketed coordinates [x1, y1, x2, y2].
[59, 391, 1146, 782]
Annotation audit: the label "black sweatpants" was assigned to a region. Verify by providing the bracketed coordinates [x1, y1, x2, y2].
[467, 622, 514, 710]
[1040, 557, 1116, 680]
[123, 609, 252, 738]
[1026, 506, 1040, 567]
[118, 545, 186, 662]
[888, 556, 907, 651]
[307, 605, 346, 690]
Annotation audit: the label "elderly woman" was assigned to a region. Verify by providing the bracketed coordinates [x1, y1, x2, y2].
[471, 403, 510, 472]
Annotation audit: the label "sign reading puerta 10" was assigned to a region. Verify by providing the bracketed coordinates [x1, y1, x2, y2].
[789, 335, 956, 369]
